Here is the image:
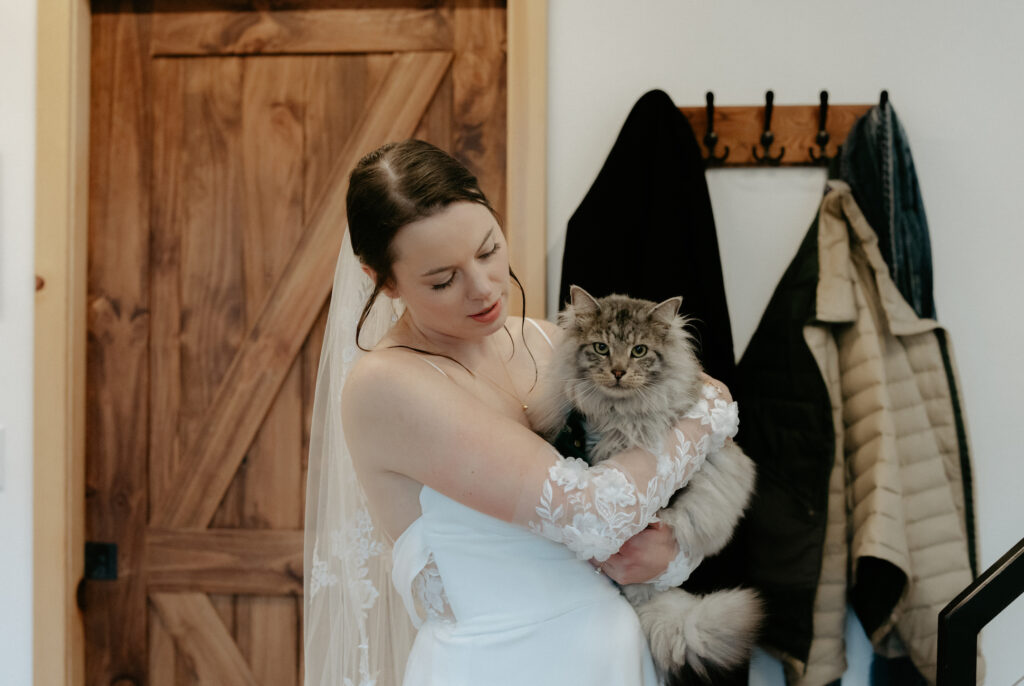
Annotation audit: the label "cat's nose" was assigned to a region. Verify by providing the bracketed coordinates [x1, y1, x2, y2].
[611, 369, 626, 380]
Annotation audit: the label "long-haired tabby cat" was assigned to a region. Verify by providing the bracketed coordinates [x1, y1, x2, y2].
[528, 286, 762, 679]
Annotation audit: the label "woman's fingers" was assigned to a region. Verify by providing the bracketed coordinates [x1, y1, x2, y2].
[600, 522, 679, 585]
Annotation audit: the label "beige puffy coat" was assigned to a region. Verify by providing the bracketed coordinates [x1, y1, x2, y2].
[789, 181, 980, 685]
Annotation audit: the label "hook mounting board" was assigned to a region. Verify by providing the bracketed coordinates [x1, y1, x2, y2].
[680, 102, 874, 166]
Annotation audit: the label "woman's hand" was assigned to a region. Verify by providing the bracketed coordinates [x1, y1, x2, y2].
[590, 521, 678, 585]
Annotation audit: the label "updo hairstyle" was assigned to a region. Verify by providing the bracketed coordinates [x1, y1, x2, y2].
[346, 139, 524, 350]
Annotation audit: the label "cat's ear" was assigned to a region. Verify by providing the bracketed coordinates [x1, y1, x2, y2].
[648, 296, 682, 325]
[569, 285, 601, 316]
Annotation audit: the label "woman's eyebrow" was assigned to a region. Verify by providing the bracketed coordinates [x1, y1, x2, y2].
[419, 227, 496, 277]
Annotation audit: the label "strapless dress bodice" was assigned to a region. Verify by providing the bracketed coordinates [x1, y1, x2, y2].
[391, 486, 660, 685]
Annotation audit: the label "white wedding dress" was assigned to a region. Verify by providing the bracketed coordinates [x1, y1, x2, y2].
[302, 236, 737, 686]
[393, 484, 661, 685]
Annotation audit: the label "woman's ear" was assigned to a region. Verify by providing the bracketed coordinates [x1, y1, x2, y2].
[362, 265, 399, 299]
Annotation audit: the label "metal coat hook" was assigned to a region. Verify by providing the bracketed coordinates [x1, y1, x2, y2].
[809, 90, 834, 164]
[702, 91, 729, 165]
[879, 89, 889, 109]
[752, 90, 785, 164]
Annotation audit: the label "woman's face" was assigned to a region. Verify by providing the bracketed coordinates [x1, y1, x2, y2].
[384, 201, 510, 342]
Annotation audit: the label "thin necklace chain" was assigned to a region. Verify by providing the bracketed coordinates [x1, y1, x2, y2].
[390, 322, 529, 411]
[478, 335, 528, 412]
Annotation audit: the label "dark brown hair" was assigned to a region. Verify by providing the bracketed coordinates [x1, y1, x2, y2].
[347, 140, 529, 366]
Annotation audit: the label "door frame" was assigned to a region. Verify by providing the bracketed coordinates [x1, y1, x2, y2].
[32, 2, 547, 684]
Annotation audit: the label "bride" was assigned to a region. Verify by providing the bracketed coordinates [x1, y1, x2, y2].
[303, 139, 736, 686]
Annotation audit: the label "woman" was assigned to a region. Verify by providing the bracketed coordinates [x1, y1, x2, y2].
[303, 140, 735, 686]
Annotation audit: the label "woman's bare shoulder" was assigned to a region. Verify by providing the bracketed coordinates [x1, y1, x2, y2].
[344, 348, 444, 407]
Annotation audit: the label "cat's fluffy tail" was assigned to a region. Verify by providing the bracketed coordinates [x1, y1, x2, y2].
[636, 586, 763, 679]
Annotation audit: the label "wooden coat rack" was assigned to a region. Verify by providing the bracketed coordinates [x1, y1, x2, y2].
[679, 90, 886, 167]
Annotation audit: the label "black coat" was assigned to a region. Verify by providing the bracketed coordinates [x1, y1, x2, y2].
[558, 89, 736, 390]
[558, 89, 747, 686]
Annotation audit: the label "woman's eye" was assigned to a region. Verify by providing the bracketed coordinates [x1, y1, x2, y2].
[481, 244, 500, 258]
[431, 274, 455, 290]
[592, 342, 609, 355]
[631, 345, 648, 358]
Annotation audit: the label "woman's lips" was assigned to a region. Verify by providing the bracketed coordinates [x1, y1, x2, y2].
[469, 300, 501, 323]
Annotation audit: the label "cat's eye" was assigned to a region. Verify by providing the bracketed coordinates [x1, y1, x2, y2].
[592, 342, 609, 355]
[631, 345, 648, 358]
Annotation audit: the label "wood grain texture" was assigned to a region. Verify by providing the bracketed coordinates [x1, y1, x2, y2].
[452, 0, 507, 220]
[149, 56, 186, 515]
[150, 593, 261, 686]
[175, 56, 247, 461]
[146, 529, 303, 594]
[413, 61, 454, 152]
[148, 607, 183, 686]
[153, 50, 454, 530]
[301, 53, 391, 216]
[151, 7, 453, 55]
[679, 103, 873, 166]
[234, 55, 307, 686]
[85, 8, 152, 686]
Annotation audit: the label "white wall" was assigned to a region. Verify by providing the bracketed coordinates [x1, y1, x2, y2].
[0, 1, 36, 684]
[548, 1, 1024, 684]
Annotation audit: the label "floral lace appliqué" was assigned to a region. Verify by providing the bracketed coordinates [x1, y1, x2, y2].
[411, 555, 455, 624]
[686, 388, 739, 452]
[528, 388, 738, 563]
[310, 506, 384, 686]
[649, 542, 704, 591]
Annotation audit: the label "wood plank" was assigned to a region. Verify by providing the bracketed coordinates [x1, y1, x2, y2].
[153, 50, 454, 529]
[452, 0, 507, 220]
[149, 56, 186, 515]
[150, 593, 261, 686]
[146, 529, 302, 595]
[301, 54, 392, 218]
[413, 63, 454, 153]
[234, 55, 307, 686]
[84, 8, 153, 686]
[149, 607, 179, 686]
[159, 57, 249, 670]
[171, 56, 248, 533]
[151, 7, 453, 55]
[175, 56, 247, 458]
[679, 103, 873, 166]
[148, 58, 208, 684]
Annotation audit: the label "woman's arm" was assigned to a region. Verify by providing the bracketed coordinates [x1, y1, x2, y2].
[344, 350, 732, 562]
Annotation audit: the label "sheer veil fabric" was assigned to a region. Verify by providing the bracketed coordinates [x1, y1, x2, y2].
[303, 229, 413, 686]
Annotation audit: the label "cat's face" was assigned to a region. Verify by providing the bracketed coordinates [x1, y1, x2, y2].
[563, 288, 685, 399]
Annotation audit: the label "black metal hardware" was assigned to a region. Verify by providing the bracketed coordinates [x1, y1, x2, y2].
[809, 90, 834, 164]
[879, 89, 889, 109]
[84, 541, 118, 580]
[936, 535, 1024, 685]
[702, 91, 729, 165]
[752, 90, 784, 164]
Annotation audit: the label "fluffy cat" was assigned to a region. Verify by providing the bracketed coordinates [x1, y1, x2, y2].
[528, 286, 762, 679]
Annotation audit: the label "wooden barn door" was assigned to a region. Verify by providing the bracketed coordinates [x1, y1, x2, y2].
[85, 2, 507, 684]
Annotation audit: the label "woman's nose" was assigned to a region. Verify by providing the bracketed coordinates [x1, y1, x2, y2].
[466, 266, 494, 300]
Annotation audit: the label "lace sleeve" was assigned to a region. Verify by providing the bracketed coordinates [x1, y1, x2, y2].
[523, 386, 738, 562]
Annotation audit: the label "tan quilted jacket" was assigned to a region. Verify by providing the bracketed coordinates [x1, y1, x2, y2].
[789, 181, 980, 685]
